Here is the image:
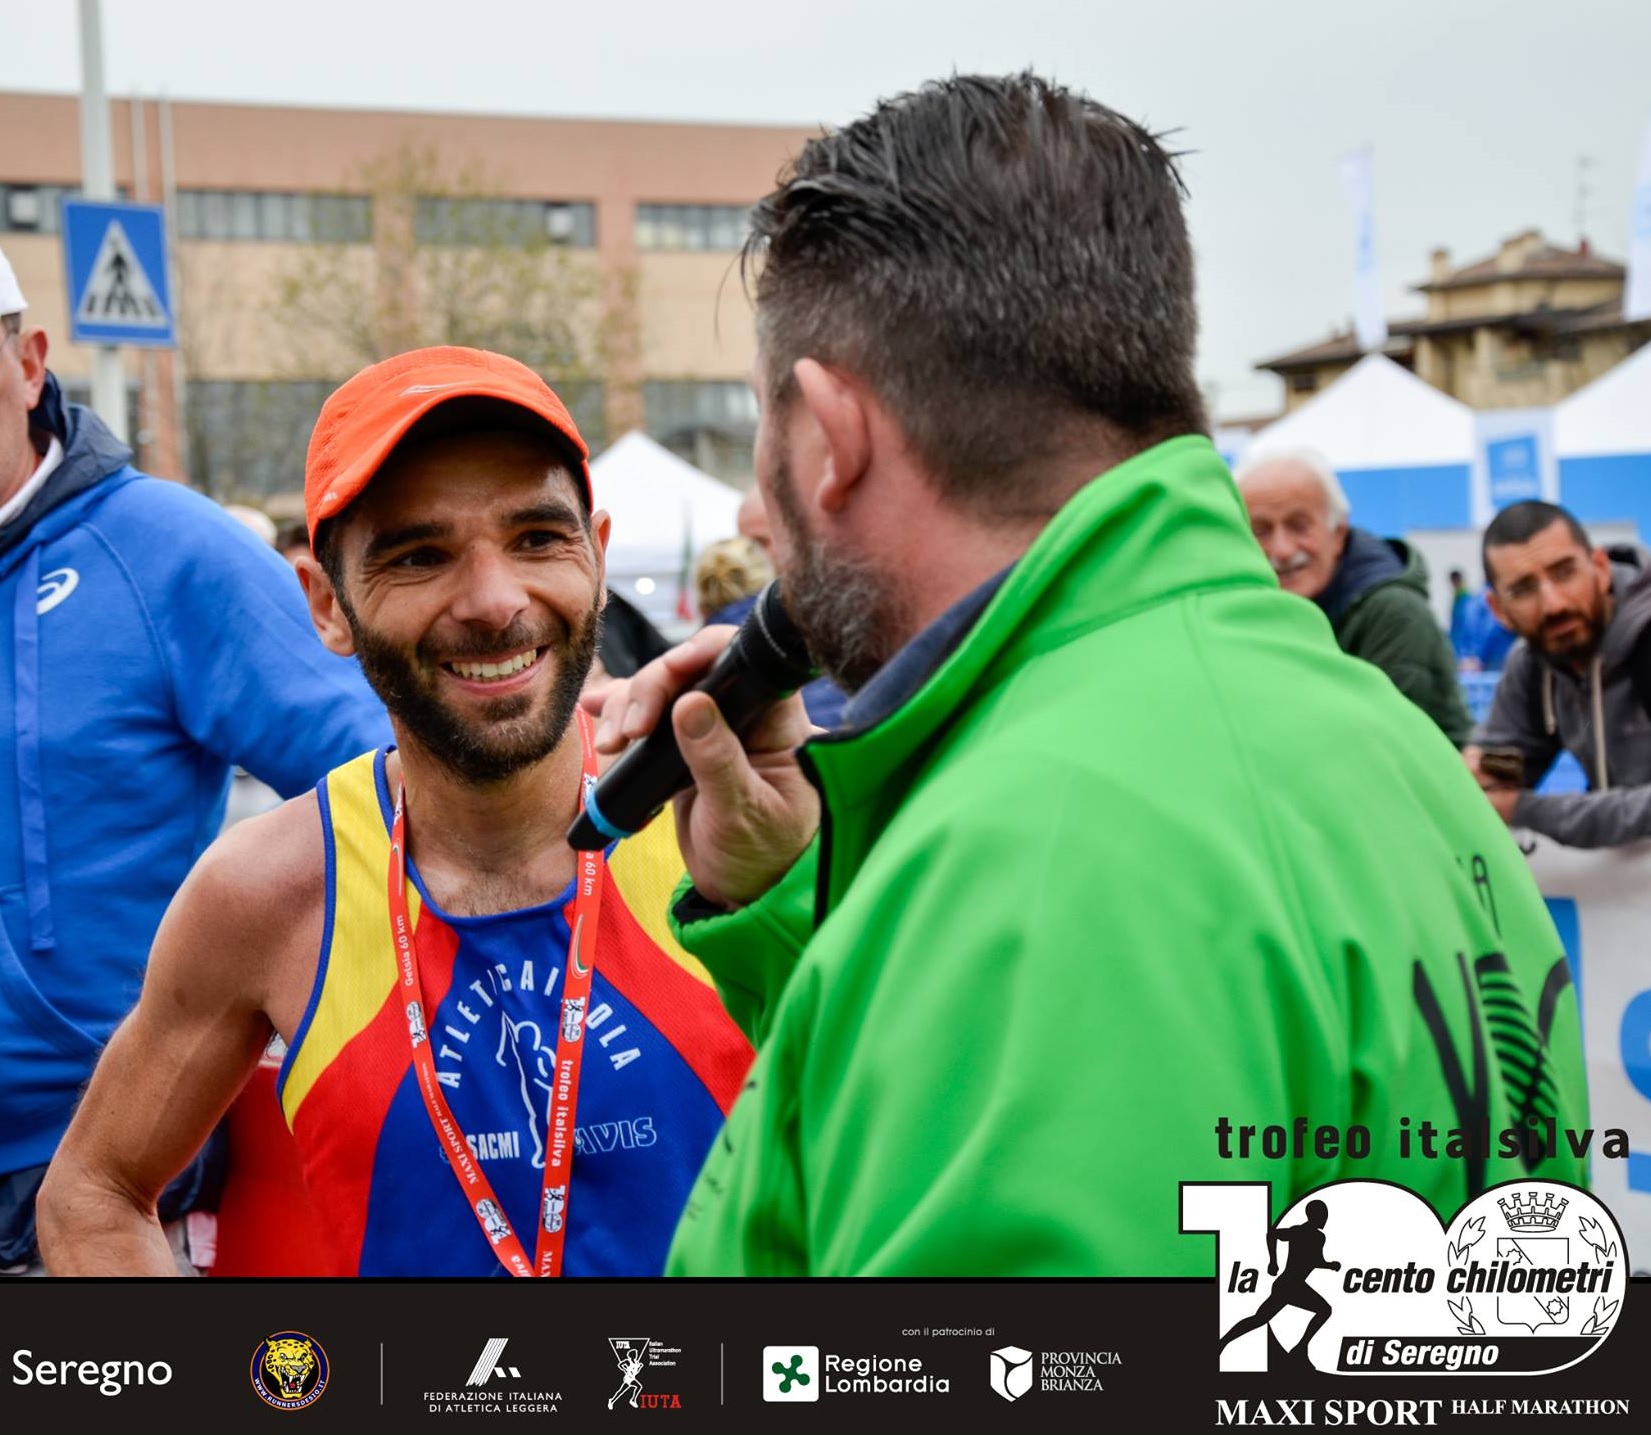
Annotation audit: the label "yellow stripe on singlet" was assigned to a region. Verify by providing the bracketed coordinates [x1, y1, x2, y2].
[281, 751, 422, 1126]
[607, 804, 714, 989]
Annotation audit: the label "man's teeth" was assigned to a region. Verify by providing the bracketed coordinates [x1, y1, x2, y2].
[449, 649, 540, 681]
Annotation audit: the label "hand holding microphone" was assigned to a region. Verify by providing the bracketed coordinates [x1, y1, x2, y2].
[575, 581, 823, 909]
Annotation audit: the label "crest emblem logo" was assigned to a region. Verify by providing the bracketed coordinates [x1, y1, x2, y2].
[250, 1331, 330, 1411]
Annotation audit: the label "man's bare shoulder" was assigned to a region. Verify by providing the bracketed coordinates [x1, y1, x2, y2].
[158, 793, 328, 1030]
[190, 791, 327, 918]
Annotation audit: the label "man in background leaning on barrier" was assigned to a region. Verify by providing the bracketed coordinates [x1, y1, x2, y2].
[591, 73, 1590, 1277]
[1236, 446, 1472, 745]
[0, 244, 391, 1275]
[1466, 499, 1651, 847]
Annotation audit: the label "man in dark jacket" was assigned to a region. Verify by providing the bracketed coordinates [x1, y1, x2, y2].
[1465, 500, 1651, 847]
[1237, 447, 1471, 745]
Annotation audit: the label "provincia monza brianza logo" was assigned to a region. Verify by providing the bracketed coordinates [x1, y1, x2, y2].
[1181, 1177, 1626, 1382]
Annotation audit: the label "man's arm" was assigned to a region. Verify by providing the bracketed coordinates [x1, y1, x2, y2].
[36, 799, 323, 1274]
[1510, 785, 1651, 849]
[122, 483, 392, 795]
[1468, 645, 1562, 779]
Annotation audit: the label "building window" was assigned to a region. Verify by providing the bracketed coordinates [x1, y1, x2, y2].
[186, 380, 336, 499]
[1288, 373, 1318, 394]
[414, 198, 595, 248]
[1, 182, 130, 234]
[554, 379, 607, 452]
[174, 190, 372, 243]
[643, 380, 757, 481]
[634, 204, 750, 252]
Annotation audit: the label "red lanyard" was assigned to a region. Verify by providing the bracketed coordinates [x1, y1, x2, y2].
[386, 707, 606, 1277]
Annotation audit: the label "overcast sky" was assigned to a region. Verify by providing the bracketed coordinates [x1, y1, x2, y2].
[4, 0, 1648, 419]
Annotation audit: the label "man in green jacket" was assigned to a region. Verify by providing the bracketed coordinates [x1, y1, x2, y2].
[592, 74, 1587, 1276]
[1236, 447, 1473, 745]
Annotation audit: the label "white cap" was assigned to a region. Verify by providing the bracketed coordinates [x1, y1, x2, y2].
[0, 244, 26, 316]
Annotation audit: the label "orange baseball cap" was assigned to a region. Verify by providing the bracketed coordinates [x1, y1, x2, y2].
[303, 345, 591, 542]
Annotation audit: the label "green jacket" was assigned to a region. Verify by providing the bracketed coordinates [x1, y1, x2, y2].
[665, 436, 1587, 1277]
[1320, 528, 1473, 746]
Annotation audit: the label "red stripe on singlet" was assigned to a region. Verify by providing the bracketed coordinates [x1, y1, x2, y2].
[586, 886, 754, 1115]
[290, 908, 462, 1274]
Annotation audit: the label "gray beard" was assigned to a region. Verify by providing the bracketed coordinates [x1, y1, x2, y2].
[763, 450, 908, 694]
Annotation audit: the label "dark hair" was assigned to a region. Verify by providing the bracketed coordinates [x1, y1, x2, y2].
[1, 313, 19, 338]
[745, 71, 1207, 515]
[274, 519, 310, 553]
[1482, 500, 1592, 584]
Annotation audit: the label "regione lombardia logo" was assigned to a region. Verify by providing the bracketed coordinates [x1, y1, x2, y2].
[763, 1347, 819, 1402]
[1182, 1179, 1625, 1377]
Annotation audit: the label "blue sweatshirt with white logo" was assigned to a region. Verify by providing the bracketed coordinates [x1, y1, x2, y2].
[0, 378, 391, 1176]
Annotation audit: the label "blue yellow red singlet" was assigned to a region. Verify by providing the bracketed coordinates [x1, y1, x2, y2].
[274, 749, 753, 1277]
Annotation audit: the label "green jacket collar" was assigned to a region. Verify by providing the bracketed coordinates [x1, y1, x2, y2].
[802, 433, 1275, 904]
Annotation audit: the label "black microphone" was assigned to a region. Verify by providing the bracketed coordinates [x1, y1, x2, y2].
[567, 579, 818, 850]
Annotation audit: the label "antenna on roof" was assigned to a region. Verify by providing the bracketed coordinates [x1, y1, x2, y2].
[1576, 154, 1593, 249]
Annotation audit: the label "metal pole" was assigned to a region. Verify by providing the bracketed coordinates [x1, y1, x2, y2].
[77, 0, 127, 441]
[158, 90, 190, 479]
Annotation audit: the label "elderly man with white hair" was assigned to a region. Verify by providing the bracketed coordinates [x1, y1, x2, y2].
[1236, 447, 1472, 745]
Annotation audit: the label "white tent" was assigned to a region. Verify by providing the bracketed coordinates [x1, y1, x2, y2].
[1246, 353, 1476, 473]
[1243, 354, 1475, 536]
[589, 430, 744, 630]
[1553, 343, 1651, 540]
[1555, 341, 1651, 459]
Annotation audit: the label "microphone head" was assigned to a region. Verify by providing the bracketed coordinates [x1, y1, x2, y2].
[743, 579, 819, 691]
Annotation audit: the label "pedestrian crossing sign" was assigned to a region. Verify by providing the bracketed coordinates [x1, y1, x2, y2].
[61, 199, 176, 347]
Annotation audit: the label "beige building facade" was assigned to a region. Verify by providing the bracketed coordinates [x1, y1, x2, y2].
[1255, 229, 1651, 415]
[0, 90, 815, 500]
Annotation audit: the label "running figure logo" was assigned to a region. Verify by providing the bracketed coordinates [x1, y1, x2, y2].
[1217, 1198, 1340, 1365]
[608, 1338, 648, 1410]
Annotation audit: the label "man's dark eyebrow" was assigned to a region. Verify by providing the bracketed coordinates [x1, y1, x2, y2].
[360, 521, 451, 564]
[510, 500, 588, 531]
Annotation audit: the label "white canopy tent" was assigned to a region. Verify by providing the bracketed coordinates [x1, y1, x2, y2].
[1554, 342, 1651, 541]
[1244, 352, 1476, 539]
[589, 431, 744, 631]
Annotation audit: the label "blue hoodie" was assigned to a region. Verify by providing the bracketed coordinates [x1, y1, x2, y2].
[0, 377, 392, 1179]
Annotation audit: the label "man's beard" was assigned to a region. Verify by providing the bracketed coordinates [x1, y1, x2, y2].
[342, 591, 599, 785]
[764, 448, 907, 695]
[1533, 606, 1606, 667]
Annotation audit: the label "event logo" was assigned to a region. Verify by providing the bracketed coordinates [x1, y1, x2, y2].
[763, 1347, 819, 1403]
[422, 1338, 561, 1415]
[466, 1339, 520, 1386]
[988, 1344, 1116, 1401]
[763, 1345, 949, 1400]
[1182, 1179, 1625, 1377]
[250, 1332, 329, 1412]
[606, 1337, 683, 1412]
[990, 1346, 1034, 1402]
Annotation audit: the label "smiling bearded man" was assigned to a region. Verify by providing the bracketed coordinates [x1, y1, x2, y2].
[37, 347, 753, 1277]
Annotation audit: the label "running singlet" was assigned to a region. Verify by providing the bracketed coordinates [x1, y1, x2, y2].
[276, 750, 753, 1276]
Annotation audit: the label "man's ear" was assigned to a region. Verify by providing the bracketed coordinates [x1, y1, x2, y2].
[18, 327, 48, 409]
[1485, 586, 1508, 627]
[591, 507, 612, 597]
[296, 555, 356, 657]
[1590, 546, 1613, 590]
[793, 358, 871, 516]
